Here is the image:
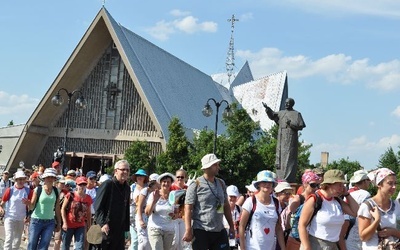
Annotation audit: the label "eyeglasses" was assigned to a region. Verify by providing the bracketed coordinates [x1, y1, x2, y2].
[78, 183, 87, 186]
[89, 177, 96, 180]
[283, 192, 292, 196]
[176, 176, 185, 179]
[117, 168, 130, 172]
[309, 183, 320, 189]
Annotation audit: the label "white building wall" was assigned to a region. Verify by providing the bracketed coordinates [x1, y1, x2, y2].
[0, 124, 24, 172]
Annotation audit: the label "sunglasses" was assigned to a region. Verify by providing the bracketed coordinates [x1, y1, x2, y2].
[89, 177, 96, 180]
[78, 183, 87, 186]
[176, 176, 185, 179]
[117, 168, 130, 172]
[309, 183, 320, 189]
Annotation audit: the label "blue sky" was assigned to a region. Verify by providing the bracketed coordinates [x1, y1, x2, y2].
[1, 0, 400, 170]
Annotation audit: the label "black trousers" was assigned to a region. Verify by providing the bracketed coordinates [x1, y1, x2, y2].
[192, 229, 230, 250]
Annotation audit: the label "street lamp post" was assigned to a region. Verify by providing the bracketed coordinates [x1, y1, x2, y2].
[202, 98, 232, 154]
[52, 88, 87, 175]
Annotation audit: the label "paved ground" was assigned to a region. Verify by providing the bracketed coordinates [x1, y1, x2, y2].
[0, 223, 131, 249]
[0, 222, 28, 249]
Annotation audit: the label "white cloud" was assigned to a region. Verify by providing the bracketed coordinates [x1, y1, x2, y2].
[276, 0, 400, 19]
[239, 13, 254, 21]
[392, 106, 400, 118]
[311, 134, 400, 169]
[169, 9, 191, 17]
[236, 47, 400, 91]
[0, 91, 39, 124]
[146, 11, 217, 40]
[146, 20, 175, 41]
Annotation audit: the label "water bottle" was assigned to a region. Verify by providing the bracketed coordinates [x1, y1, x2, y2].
[182, 241, 192, 250]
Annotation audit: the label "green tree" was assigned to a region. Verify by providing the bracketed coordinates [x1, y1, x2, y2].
[325, 157, 363, 180]
[378, 146, 399, 173]
[378, 146, 400, 198]
[216, 103, 264, 192]
[156, 117, 191, 174]
[7, 120, 14, 126]
[124, 140, 155, 174]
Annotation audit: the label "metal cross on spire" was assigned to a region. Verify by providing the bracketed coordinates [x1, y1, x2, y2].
[226, 14, 239, 86]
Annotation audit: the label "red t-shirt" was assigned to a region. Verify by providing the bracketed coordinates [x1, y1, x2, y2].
[64, 192, 92, 228]
[170, 183, 187, 191]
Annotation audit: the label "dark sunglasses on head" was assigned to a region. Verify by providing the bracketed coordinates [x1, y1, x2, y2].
[176, 176, 185, 179]
[309, 183, 320, 189]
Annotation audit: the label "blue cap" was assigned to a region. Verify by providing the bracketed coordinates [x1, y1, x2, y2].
[253, 170, 277, 188]
[65, 180, 76, 188]
[134, 169, 147, 176]
[86, 171, 97, 179]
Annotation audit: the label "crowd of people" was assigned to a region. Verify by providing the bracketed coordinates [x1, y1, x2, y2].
[0, 154, 400, 250]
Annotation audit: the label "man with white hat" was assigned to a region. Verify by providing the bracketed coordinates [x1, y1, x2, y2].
[183, 153, 234, 250]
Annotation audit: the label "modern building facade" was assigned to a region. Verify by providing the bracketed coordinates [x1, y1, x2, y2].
[5, 8, 287, 174]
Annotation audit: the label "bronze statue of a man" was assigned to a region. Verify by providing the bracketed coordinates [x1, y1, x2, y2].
[263, 98, 306, 183]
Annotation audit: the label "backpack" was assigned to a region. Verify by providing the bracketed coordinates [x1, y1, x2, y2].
[60, 191, 75, 213]
[69, 194, 89, 223]
[32, 186, 59, 213]
[289, 191, 341, 239]
[245, 195, 280, 235]
[289, 194, 307, 239]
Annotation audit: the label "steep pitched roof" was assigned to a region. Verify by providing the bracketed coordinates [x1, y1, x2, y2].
[232, 71, 288, 131]
[103, 8, 226, 140]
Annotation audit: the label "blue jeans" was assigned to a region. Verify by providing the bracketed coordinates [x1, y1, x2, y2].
[130, 224, 138, 250]
[27, 218, 56, 250]
[62, 226, 85, 250]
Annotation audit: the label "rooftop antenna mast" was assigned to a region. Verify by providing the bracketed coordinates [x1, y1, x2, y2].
[226, 14, 239, 85]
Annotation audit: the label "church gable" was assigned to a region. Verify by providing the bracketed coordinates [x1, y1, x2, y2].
[54, 43, 156, 132]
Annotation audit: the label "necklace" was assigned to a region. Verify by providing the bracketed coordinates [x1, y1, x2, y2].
[203, 176, 221, 204]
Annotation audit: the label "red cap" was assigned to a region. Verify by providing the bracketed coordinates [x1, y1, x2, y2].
[76, 176, 88, 185]
[52, 161, 60, 168]
[30, 172, 39, 179]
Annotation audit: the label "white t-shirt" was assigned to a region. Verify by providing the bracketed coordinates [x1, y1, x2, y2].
[135, 187, 150, 223]
[358, 199, 400, 249]
[4, 187, 30, 220]
[345, 189, 371, 250]
[130, 184, 141, 221]
[147, 191, 175, 232]
[242, 196, 280, 250]
[0, 179, 12, 197]
[85, 187, 97, 215]
[308, 195, 344, 242]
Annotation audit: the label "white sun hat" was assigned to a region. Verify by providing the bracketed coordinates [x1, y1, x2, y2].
[274, 182, 293, 193]
[227, 185, 240, 197]
[14, 171, 27, 179]
[201, 153, 221, 170]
